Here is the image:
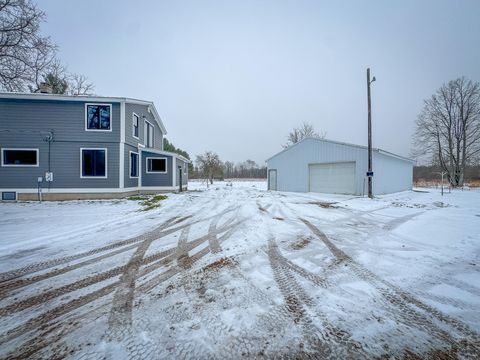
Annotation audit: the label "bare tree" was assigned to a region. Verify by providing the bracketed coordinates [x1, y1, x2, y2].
[0, 0, 56, 91]
[196, 151, 223, 184]
[413, 77, 480, 187]
[68, 73, 95, 95]
[283, 122, 326, 148]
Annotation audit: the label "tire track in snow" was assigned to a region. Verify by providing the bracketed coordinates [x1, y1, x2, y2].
[106, 215, 202, 335]
[0, 206, 235, 284]
[1, 220, 239, 322]
[0, 210, 233, 306]
[383, 212, 423, 231]
[107, 216, 178, 333]
[0, 246, 175, 318]
[208, 216, 222, 254]
[103, 214, 244, 358]
[300, 218, 480, 358]
[0, 280, 118, 346]
[0, 230, 230, 349]
[2, 301, 110, 360]
[267, 238, 367, 358]
[137, 220, 241, 294]
[0, 212, 240, 347]
[175, 226, 192, 269]
[0, 215, 188, 284]
[0, 242, 139, 298]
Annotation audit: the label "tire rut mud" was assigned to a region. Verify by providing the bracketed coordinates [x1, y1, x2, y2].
[0, 242, 139, 298]
[101, 213, 244, 358]
[0, 215, 188, 284]
[105, 216, 196, 335]
[3, 301, 110, 360]
[0, 210, 240, 354]
[137, 220, 241, 294]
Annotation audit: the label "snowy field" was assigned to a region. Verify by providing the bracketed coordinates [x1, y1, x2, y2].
[0, 181, 479, 359]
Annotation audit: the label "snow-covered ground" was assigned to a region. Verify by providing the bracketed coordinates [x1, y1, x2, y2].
[0, 181, 479, 359]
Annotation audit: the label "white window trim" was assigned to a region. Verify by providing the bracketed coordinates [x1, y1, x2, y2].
[146, 157, 167, 174]
[80, 148, 108, 179]
[85, 103, 113, 132]
[129, 151, 139, 178]
[144, 120, 154, 148]
[132, 112, 139, 139]
[1, 148, 39, 167]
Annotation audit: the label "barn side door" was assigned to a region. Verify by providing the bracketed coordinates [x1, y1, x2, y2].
[268, 169, 277, 190]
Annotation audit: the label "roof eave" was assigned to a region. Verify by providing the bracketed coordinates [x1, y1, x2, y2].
[140, 148, 190, 163]
[266, 137, 413, 164]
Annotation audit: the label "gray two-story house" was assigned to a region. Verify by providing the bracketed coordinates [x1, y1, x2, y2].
[0, 92, 189, 200]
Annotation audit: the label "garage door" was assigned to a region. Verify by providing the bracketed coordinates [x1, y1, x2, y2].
[309, 162, 355, 194]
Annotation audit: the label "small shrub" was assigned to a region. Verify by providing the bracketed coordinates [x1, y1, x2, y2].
[128, 196, 146, 201]
[128, 194, 168, 211]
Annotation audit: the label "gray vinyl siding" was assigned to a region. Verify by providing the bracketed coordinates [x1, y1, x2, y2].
[141, 151, 173, 187]
[0, 98, 120, 143]
[0, 141, 119, 188]
[125, 103, 163, 151]
[0, 98, 120, 189]
[175, 158, 188, 186]
[124, 143, 139, 188]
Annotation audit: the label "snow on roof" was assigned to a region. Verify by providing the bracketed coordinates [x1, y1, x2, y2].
[266, 137, 414, 163]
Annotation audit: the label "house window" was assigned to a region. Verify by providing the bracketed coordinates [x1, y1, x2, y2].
[81, 148, 107, 178]
[1, 148, 39, 167]
[130, 152, 139, 178]
[133, 113, 139, 139]
[146, 157, 167, 173]
[86, 104, 111, 130]
[144, 120, 154, 147]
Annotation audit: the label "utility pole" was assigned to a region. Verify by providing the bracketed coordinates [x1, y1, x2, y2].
[367, 68, 376, 198]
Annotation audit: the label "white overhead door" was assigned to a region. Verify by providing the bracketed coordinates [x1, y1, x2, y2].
[309, 162, 355, 194]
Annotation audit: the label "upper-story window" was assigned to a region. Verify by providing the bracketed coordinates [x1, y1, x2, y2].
[132, 113, 139, 139]
[144, 120, 154, 147]
[85, 104, 112, 131]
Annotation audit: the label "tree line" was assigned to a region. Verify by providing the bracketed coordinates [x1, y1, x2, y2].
[413, 165, 480, 185]
[192, 152, 267, 183]
[162, 142, 267, 183]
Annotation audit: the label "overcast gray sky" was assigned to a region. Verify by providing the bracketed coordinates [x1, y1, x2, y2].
[40, 0, 480, 164]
